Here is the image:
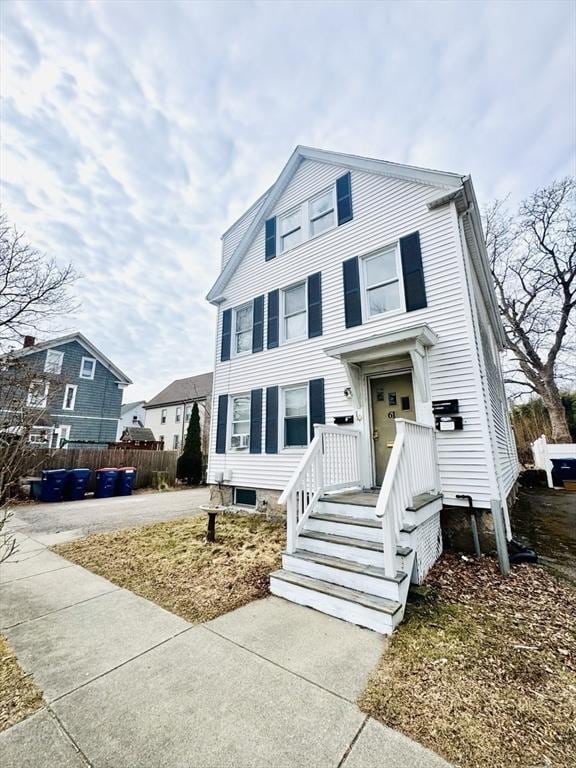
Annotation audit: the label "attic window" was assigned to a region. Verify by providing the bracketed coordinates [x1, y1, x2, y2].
[80, 357, 96, 380]
[44, 349, 63, 374]
[309, 189, 335, 237]
[279, 208, 302, 252]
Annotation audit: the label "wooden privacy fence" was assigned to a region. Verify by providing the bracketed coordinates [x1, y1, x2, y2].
[23, 448, 179, 490]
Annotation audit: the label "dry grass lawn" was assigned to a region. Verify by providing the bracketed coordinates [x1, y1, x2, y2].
[54, 513, 284, 623]
[0, 635, 43, 732]
[359, 553, 576, 768]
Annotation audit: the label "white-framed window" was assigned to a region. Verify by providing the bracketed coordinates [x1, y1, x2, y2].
[279, 207, 302, 252]
[233, 303, 253, 355]
[361, 245, 402, 318]
[185, 404, 192, 421]
[282, 282, 307, 342]
[175, 406, 182, 423]
[62, 384, 77, 411]
[44, 349, 63, 374]
[282, 385, 308, 448]
[57, 425, 71, 449]
[79, 356, 96, 380]
[29, 427, 51, 445]
[230, 394, 250, 450]
[27, 380, 49, 408]
[173, 434, 180, 450]
[309, 187, 336, 238]
[161, 408, 167, 424]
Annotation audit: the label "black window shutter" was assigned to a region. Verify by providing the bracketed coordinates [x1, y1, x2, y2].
[216, 394, 228, 454]
[250, 388, 262, 454]
[400, 231, 427, 311]
[307, 272, 323, 338]
[265, 386, 278, 454]
[342, 257, 362, 328]
[336, 172, 353, 225]
[252, 295, 264, 353]
[308, 378, 325, 440]
[221, 309, 232, 362]
[267, 290, 279, 349]
[265, 217, 277, 261]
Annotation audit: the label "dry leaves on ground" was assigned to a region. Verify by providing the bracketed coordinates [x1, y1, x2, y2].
[359, 554, 576, 768]
[0, 635, 43, 732]
[54, 513, 285, 624]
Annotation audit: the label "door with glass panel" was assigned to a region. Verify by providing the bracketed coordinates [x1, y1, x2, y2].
[370, 373, 415, 486]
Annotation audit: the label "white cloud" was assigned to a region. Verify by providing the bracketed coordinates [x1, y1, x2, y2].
[0, 0, 573, 400]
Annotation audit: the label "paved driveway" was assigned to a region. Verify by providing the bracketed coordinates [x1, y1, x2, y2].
[6, 487, 210, 546]
[0, 531, 450, 768]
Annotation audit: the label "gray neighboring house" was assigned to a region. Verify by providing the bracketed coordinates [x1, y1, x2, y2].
[8, 333, 132, 448]
[144, 372, 213, 453]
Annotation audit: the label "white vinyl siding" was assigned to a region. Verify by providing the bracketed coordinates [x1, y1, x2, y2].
[208, 158, 510, 508]
[44, 349, 63, 374]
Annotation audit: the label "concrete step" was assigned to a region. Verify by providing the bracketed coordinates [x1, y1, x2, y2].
[269, 569, 402, 634]
[298, 529, 412, 569]
[282, 549, 406, 601]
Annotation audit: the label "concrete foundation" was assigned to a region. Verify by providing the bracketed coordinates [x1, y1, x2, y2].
[441, 506, 496, 553]
[208, 484, 286, 521]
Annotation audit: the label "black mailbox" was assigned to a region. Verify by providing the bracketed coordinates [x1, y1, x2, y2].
[334, 415, 354, 425]
[436, 415, 463, 431]
[432, 399, 459, 415]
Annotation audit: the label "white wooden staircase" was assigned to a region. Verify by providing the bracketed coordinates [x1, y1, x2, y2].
[270, 421, 443, 634]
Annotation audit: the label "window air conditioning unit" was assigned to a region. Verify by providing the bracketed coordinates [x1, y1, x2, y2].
[231, 433, 249, 449]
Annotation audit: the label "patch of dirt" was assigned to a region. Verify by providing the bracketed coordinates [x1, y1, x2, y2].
[0, 635, 44, 732]
[359, 554, 576, 768]
[54, 513, 284, 624]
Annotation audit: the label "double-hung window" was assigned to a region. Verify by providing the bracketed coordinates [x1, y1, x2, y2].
[27, 380, 49, 408]
[175, 406, 182, 423]
[230, 394, 250, 450]
[161, 408, 167, 424]
[173, 434, 180, 450]
[234, 303, 253, 355]
[309, 189, 335, 237]
[279, 208, 302, 252]
[283, 386, 308, 448]
[362, 246, 401, 317]
[282, 283, 307, 342]
[44, 349, 63, 374]
[80, 356, 96, 380]
[185, 404, 192, 421]
[62, 384, 77, 411]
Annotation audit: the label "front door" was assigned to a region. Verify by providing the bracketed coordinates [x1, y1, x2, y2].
[370, 373, 416, 486]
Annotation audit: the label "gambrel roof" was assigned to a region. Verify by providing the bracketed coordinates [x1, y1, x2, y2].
[207, 146, 464, 304]
[8, 332, 132, 384]
[207, 145, 505, 347]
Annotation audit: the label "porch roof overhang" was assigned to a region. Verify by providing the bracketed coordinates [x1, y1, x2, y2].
[323, 325, 438, 364]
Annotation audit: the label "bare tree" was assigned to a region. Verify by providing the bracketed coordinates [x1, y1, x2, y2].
[0, 211, 78, 352]
[0, 211, 78, 561]
[484, 178, 575, 443]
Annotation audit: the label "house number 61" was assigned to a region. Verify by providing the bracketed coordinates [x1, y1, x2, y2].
[387, 411, 396, 419]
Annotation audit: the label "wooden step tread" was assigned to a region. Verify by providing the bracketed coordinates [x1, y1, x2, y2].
[407, 492, 442, 511]
[270, 570, 402, 615]
[320, 492, 378, 507]
[310, 512, 380, 528]
[299, 530, 412, 557]
[287, 549, 407, 583]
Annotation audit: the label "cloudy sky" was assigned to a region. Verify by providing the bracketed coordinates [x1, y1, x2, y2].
[1, 0, 574, 401]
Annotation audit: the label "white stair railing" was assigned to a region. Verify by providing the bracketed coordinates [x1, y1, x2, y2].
[375, 419, 438, 577]
[279, 424, 362, 553]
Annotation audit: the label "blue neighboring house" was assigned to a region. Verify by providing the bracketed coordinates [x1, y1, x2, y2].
[11, 332, 132, 448]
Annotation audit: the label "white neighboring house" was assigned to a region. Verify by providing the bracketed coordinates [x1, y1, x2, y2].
[144, 373, 213, 453]
[206, 146, 519, 635]
[116, 400, 147, 440]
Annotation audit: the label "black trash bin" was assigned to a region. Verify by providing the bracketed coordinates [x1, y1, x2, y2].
[95, 468, 119, 498]
[64, 468, 92, 501]
[40, 469, 67, 503]
[116, 467, 137, 496]
[551, 458, 576, 486]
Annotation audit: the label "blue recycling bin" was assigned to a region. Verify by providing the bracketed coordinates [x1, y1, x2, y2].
[64, 468, 92, 501]
[551, 458, 576, 485]
[40, 469, 67, 503]
[116, 467, 137, 496]
[95, 468, 119, 498]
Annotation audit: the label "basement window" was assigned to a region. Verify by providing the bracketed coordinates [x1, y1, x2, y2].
[234, 487, 256, 507]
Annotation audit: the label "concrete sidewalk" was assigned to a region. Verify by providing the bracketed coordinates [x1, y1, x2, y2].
[0, 532, 450, 768]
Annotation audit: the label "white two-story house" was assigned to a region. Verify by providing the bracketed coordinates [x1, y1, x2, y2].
[206, 146, 518, 634]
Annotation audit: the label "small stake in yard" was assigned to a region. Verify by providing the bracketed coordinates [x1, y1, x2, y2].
[206, 510, 217, 543]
